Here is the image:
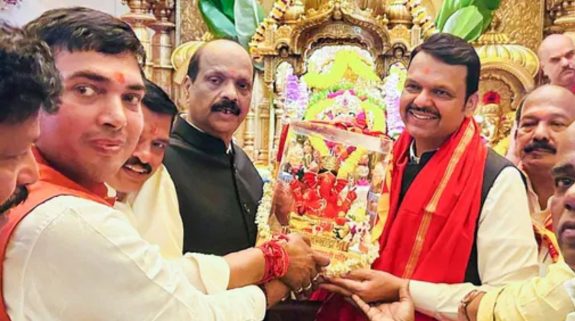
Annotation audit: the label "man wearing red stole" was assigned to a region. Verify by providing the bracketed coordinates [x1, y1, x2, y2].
[0, 8, 311, 321]
[317, 33, 539, 321]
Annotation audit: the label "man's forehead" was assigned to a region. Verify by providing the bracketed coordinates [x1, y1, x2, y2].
[407, 67, 464, 92]
[542, 36, 575, 59]
[199, 43, 253, 77]
[55, 50, 144, 86]
[523, 87, 575, 116]
[142, 108, 172, 135]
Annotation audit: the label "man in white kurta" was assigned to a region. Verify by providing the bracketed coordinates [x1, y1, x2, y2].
[2, 8, 268, 321]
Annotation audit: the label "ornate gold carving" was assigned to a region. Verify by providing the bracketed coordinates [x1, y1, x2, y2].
[472, 14, 538, 148]
[243, 109, 257, 160]
[151, 0, 175, 94]
[475, 75, 518, 148]
[386, 0, 412, 27]
[495, 0, 543, 52]
[121, 0, 156, 76]
[176, 0, 208, 43]
[247, 0, 432, 165]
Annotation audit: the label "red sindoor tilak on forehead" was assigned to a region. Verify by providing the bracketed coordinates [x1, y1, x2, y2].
[114, 72, 125, 84]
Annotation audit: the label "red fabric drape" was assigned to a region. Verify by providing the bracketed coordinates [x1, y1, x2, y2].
[317, 117, 488, 321]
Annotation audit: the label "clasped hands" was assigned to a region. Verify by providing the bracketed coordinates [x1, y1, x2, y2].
[321, 269, 414, 321]
[280, 233, 330, 296]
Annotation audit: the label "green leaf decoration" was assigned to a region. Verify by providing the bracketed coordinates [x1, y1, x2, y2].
[219, 0, 236, 22]
[443, 6, 484, 42]
[469, 0, 494, 32]
[481, 0, 501, 10]
[234, 0, 264, 48]
[435, 0, 474, 31]
[199, 0, 238, 39]
[435, 0, 456, 31]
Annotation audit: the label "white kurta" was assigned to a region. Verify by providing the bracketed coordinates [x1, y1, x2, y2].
[114, 164, 184, 260]
[3, 195, 266, 321]
[409, 167, 539, 320]
[565, 278, 575, 321]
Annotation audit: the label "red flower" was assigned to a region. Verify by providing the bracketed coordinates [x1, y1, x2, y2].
[482, 91, 501, 105]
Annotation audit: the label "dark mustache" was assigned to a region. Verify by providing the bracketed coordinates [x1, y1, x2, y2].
[211, 99, 240, 116]
[0, 185, 29, 214]
[523, 139, 556, 154]
[407, 104, 440, 117]
[124, 156, 152, 174]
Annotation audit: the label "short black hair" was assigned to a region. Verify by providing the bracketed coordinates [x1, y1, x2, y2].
[143, 79, 178, 118]
[25, 7, 146, 66]
[409, 33, 481, 100]
[187, 43, 207, 83]
[0, 23, 61, 123]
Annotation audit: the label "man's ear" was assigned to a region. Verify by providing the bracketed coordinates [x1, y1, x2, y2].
[464, 92, 479, 117]
[181, 76, 194, 104]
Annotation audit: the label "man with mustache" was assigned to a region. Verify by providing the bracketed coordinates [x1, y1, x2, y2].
[109, 80, 323, 296]
[514, 85, 575, 271]
[108, 79, 182, 259]
[506, 34, 575, 163]
[539, 34, 575, 91]
[0, 8, 296, 321]
[163, 39, 263, 257]
[0, 23, 60, 215]
[349, 121, 575, 321]
[164, 39, 328, 296]
[317, 33, 538, 321]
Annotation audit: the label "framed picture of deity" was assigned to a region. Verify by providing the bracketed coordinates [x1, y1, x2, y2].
[256, 121, 392, 276]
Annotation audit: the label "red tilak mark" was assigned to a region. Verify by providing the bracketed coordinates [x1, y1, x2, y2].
[151, 126, 159, 135]
[114, 72, 125, 84]
[422, 67, 431, 75]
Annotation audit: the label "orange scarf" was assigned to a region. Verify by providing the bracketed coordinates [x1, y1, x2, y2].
[317, 117, 487, 321]
[0, 148, 112, 321]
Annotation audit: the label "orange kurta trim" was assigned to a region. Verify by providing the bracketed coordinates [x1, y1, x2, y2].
[0, 148, 111, 321]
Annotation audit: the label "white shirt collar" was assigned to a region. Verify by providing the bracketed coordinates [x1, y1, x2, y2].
[409, 141, 420, 164]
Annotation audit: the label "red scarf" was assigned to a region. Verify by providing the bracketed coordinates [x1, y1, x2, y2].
[316, 117, 487, 321]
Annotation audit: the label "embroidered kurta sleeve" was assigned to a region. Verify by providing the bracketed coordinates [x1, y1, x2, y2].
[4, 196, 265, 321]
[476, 260, 575, 321]
[409, 167, 539, 320]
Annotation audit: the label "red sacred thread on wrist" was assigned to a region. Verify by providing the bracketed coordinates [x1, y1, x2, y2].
[258, 238, 289, 284]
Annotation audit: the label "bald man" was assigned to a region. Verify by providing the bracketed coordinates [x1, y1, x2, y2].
[538, 34, 575, 90]
[164, 39, 263, 257]
[514, 85, 575, 270]
[507, 35, 575, 164]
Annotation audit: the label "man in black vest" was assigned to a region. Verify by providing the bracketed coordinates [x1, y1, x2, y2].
[164, 39, 263, 256]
